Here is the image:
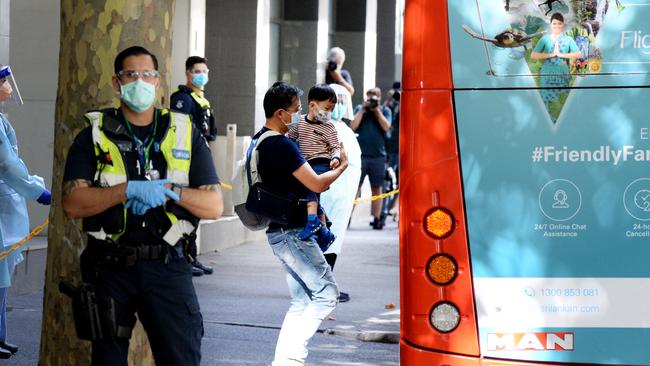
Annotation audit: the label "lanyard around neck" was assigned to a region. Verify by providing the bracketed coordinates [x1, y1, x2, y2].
[123, 110, 158, 169]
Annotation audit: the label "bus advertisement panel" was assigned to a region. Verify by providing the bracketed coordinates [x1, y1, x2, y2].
[448, 0, 650, 364]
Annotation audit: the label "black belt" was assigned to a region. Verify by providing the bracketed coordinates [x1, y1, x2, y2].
[88, 238, 168, 266]
[126, 244, 166, 261]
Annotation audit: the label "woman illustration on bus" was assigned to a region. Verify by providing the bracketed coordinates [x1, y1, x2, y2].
[531, 12, 581, 122]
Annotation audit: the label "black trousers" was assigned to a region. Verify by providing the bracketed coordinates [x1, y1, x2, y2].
[90, 257, 203, 366]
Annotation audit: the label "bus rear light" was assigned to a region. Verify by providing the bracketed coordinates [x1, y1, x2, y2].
[426, 254, 457, 285]
[430, 301, 460, 333]
[424, 207, 454, 239]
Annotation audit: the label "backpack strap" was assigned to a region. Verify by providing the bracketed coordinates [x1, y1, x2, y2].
[245, 130, 281, 188]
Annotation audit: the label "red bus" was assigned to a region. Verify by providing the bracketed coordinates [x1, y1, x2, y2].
[401, 0, 650, 365]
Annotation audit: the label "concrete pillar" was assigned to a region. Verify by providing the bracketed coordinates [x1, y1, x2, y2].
[0, 0, 9, 66]
[394, 0, 404, 84]
[8, 0, 59, 230]
[190, 0, 206, 58]
[330, 0, 377, 105]
[278, 0, 320, 92]
[205, 0, 259, 136]
[170, 0, 206, 94]
[171, 0, 191, 91]
[375, 0, 396, 96]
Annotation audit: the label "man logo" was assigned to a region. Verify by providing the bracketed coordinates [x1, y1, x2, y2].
[487, 332, 574, 351]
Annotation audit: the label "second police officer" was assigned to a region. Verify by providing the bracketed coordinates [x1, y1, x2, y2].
[170, 56, 217, 142]
[170, 56, 217, 276]
[61, 46, 223, 366]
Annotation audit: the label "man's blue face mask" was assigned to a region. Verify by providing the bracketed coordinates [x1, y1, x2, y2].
[120, 79, 156, 113]
[191, 73, 209, 88]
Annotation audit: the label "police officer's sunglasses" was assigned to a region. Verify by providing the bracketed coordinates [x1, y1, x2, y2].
[116, 70, 160, 82]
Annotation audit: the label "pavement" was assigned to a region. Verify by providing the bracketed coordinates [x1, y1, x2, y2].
[4, 202, 400, 365]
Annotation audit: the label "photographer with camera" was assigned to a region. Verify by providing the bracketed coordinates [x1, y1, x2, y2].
[325, 47, 354, 96]
[351, 87, 392, 230]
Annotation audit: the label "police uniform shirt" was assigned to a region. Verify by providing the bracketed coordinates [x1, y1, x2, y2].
[170, 86, 199, 120]
[170, 85, 215, 140]
[63, 109, 220, 243]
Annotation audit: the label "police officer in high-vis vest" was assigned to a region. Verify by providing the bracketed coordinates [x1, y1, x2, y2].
[170, 56, 218, 276]
[170, 56, 216, 142]
[62, 46, 223, 366]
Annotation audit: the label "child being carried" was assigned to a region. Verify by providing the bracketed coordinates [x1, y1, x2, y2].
[288, 84, 341, 250]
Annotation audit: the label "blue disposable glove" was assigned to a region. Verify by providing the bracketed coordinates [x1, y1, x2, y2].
[36, 189, 51, 205]
[125, 179, 179, 208]
[125, 199, 152, 216]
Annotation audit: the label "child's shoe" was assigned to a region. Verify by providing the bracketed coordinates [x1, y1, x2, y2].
[299, 214, 322, 240]
[317, 226, 336, 252]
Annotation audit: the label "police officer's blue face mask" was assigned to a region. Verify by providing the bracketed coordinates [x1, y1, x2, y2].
[120, 79, 156, 113]
[191, 73, 209, 88]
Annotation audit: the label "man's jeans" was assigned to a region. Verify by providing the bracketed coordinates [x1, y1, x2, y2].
[267, 228, 339, 362]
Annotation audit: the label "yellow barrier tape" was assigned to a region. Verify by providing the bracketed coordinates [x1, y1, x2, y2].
[220, 181, 398, 204]
[354, 189, 399, 204]
[0, 218, 49, 260]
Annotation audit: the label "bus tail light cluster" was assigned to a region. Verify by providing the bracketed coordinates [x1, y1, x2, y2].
[424, 207, 460, 333]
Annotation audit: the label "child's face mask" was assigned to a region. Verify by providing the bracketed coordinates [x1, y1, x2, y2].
[311, 102, 332, 123]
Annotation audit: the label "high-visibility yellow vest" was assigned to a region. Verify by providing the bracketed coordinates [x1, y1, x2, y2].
[83, 108, 195, 246]
[173, 87, 216, 139]
[189, 90, 210, 109]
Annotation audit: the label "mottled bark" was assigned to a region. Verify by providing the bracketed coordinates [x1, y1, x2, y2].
[39, 1, 175, 364]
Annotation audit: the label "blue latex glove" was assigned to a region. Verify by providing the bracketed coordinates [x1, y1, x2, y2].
[125, 179, 179, 208]
[125, 199, 152, 216]
[36, 189, 51, 205]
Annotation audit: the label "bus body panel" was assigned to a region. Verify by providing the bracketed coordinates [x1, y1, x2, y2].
[456, 87, 650, 365]
[402, 0, 650, 364]
[403, 342, 633, 366]
[402, 0, 452, 91]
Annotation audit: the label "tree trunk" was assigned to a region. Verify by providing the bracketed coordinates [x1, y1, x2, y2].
[39, 1, 175, 364]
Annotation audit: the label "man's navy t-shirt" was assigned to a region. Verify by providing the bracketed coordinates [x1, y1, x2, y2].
[255, 127, 309, 230]
[63, 108, 219, 242]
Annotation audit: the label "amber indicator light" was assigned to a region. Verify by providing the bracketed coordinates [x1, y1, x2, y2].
[426, 254, 457, 285]
[424, 207, 454, 239]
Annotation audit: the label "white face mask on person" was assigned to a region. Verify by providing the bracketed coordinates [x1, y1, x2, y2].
[284, 110, 301, 129]
[312, 105, 332, 123]
[120, 79, 155, 112]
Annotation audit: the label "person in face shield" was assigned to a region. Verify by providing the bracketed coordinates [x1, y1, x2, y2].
[0, 65, 52, 359]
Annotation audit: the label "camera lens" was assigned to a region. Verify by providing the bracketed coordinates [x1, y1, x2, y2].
[327, 60, 337, 71]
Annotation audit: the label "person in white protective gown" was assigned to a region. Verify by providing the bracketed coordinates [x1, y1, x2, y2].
[0, 65, 51, 358]
[319, 83, 361, 302]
